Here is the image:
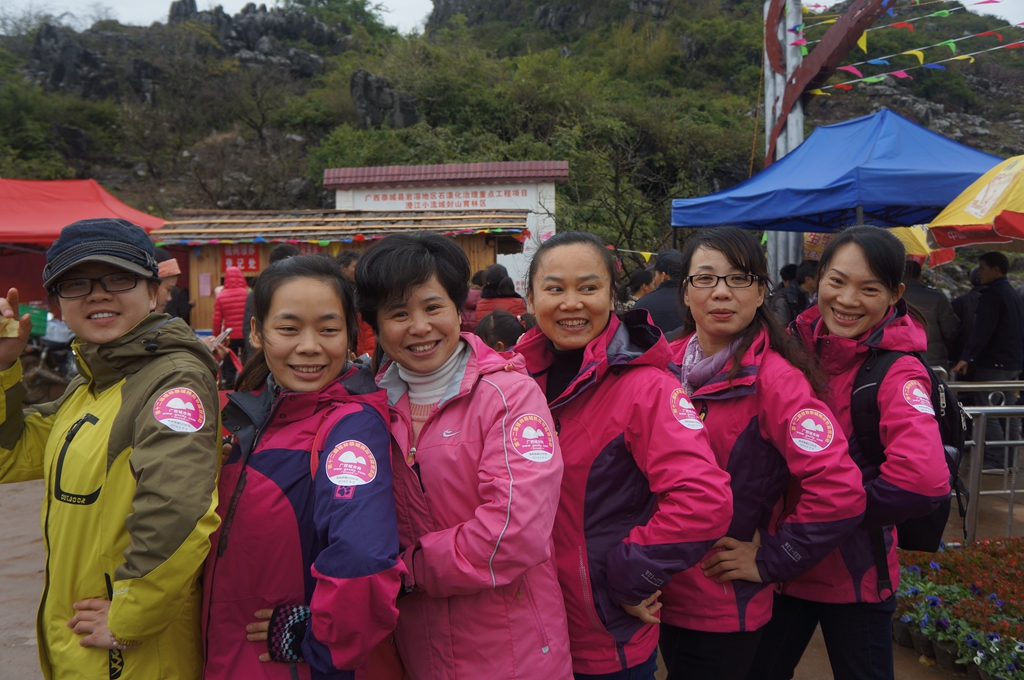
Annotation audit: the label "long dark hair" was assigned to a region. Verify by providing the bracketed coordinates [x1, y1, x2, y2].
[235, 255, 358, 393]
[816, 226, 926, 330]
[616, 268, 654, 305]
[678, 226, 823, 390]
[480, 264, 520, 299]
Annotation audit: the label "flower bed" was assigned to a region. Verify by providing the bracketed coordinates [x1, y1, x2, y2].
[897, 538, 1024, 679]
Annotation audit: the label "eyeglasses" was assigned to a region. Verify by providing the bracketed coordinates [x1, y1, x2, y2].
[685, 274, 760, 289]
[53, 273, 140, 299]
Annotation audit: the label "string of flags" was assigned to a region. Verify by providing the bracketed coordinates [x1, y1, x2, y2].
[808, 37, 1024, 94]
[826, 22, 1018, 72]
[792, 0, 1005, 56]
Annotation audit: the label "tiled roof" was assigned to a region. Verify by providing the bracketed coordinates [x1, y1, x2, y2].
[150, 209, 530, 245]
[323, 161, 569, 189]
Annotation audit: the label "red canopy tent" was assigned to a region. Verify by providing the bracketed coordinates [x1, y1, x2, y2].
[0, 179, 165, 303]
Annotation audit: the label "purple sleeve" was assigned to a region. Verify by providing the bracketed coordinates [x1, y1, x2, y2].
[862, 477, 948, 529]
[757, 517, 863, 583]
[606, 541, 716, 605]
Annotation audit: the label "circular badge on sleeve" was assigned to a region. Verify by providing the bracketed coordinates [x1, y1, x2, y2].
[789, 409, 835, 452]
[670, 388, 704, 430]
[152, 388, 206, 433]
[509, 414, 555, 462]
[325, 440, 377, 486]
[903, 380, 935, 415]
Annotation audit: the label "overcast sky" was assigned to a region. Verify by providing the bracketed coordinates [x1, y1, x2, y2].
[2, 0, 1021, 38]
[4, 0, 436, 33]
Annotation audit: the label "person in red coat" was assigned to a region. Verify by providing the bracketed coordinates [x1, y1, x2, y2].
[475, 264, 528, 318]
[213, 266, 249, 387]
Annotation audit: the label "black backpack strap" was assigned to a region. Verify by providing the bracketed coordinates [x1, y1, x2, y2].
[851, 349, 906, 600]
[850, 349, 906, 469]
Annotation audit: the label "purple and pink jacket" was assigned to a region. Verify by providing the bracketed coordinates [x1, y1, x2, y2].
[785, 302, 951, 604]
[380, 334, 573, 680]
[202, 366, 403, 680]
[660, 328, 866, 633]
[515, 310, 734, 675]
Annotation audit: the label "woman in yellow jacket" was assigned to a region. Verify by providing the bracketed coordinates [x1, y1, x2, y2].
[0, 219, 221, 679]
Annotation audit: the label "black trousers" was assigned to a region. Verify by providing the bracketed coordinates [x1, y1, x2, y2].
[659, 624, 763, 680]
[747, 593, 896, 680]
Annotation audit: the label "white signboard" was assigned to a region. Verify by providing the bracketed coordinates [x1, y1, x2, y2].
[348, 184, 536, 211]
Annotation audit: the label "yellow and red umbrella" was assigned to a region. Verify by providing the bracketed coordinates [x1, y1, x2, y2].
[930, 156, 1024, 248]
[803, 226, 953, 267]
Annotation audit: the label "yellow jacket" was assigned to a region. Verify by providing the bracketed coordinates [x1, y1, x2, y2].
[0, 314, 221, 679]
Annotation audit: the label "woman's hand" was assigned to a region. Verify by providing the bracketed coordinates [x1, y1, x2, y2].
[68, 599, 134, 649]
[0, 288, 32, 372]
[246, 609, 273, 662]
[620, 590, 662, 624]
[701, 531, 764, 584]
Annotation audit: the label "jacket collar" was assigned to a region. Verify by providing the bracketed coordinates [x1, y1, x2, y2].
[74, 314, 216, 393]
[680, 328, 767, 399]
[794, 298, 926, 375]
[517, 310, 670, 407]
[377, 333, 525, 408]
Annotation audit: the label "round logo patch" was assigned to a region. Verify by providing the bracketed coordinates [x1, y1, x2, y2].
[325, 440, 377, 486]
[903, 380, 935, 415]
[670, 388, 704, 430]
[509, 414, 555, 462]
[153, 388, 206, 433]
[789, 409, 835, 452]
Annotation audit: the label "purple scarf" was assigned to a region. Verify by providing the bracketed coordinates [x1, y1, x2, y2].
[679, 334, 744, 395]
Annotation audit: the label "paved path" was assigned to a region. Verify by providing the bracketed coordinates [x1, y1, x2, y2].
[3, 475, 1021, 679]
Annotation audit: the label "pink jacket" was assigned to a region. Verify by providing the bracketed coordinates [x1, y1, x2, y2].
[203, 366, 403, 680]
[212, 267, 249, 340]
[660, 328, 866, 633]
[516, 310, 733, 675]
[380, 334, 573, 680]
[786, 301, 951, 603]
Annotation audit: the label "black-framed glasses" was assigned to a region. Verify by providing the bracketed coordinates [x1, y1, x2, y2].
[53, 273, 140, 299]
[685, 274, 760, 289]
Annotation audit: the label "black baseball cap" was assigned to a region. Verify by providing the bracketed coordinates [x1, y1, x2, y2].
[43, 218, 159, 289]
[648, 249, 683, 278]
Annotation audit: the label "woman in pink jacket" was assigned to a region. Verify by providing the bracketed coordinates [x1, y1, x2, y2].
[750, 226, 952, 680]
[516, 231, 734, 680]
[213, 266, 250, 387]
[657, 227, 866, 680]
[355, 234, 573, 680]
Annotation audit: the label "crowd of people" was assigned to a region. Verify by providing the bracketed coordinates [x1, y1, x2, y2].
[0, 218, 964, 680]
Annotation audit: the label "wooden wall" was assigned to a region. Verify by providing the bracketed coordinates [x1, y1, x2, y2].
[188, 236, 495, 329]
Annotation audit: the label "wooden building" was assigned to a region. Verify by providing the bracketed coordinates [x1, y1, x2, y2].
[148, 208, 530, 330]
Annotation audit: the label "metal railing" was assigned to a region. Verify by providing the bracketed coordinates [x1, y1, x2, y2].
[961, 405, 1024, 543]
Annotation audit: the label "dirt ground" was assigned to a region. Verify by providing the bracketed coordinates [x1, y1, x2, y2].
[3, 474, 1022, 679]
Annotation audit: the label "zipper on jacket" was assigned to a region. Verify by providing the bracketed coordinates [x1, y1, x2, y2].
[519, 574, 551, 654]
[105, 573, 124, 679]
[578, 547, 605, 632]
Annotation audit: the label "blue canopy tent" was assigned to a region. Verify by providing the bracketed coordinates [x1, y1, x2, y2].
[671, 109, 1002, 233]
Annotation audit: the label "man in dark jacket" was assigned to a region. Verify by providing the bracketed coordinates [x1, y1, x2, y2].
[770, 260, 817, 328]
[952, 252, 1024, 468]
[901, 260, 959, 371]
[951, 267, 985, 370]
[634, 249, 684, 337]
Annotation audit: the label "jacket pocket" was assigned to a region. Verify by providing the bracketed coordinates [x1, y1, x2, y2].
[519, 574, 550, 654]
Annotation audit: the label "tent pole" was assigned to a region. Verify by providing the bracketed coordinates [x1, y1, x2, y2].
[856, 205, 864, 226]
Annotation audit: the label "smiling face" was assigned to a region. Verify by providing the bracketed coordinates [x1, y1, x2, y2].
[251, 277, 350, 392]
[527, 243, 616, 351]
[682, 246, 765, 356]
[818, 243, 904, 339]
[56, 262, 157, 345]
[376, 276, 462, 374]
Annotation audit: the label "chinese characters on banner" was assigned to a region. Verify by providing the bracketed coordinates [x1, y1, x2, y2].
[356, 188, 531, 211]
[295, 243, 324, 256]
[221, 243, 260, 273]
[803, 233, 834, 262]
